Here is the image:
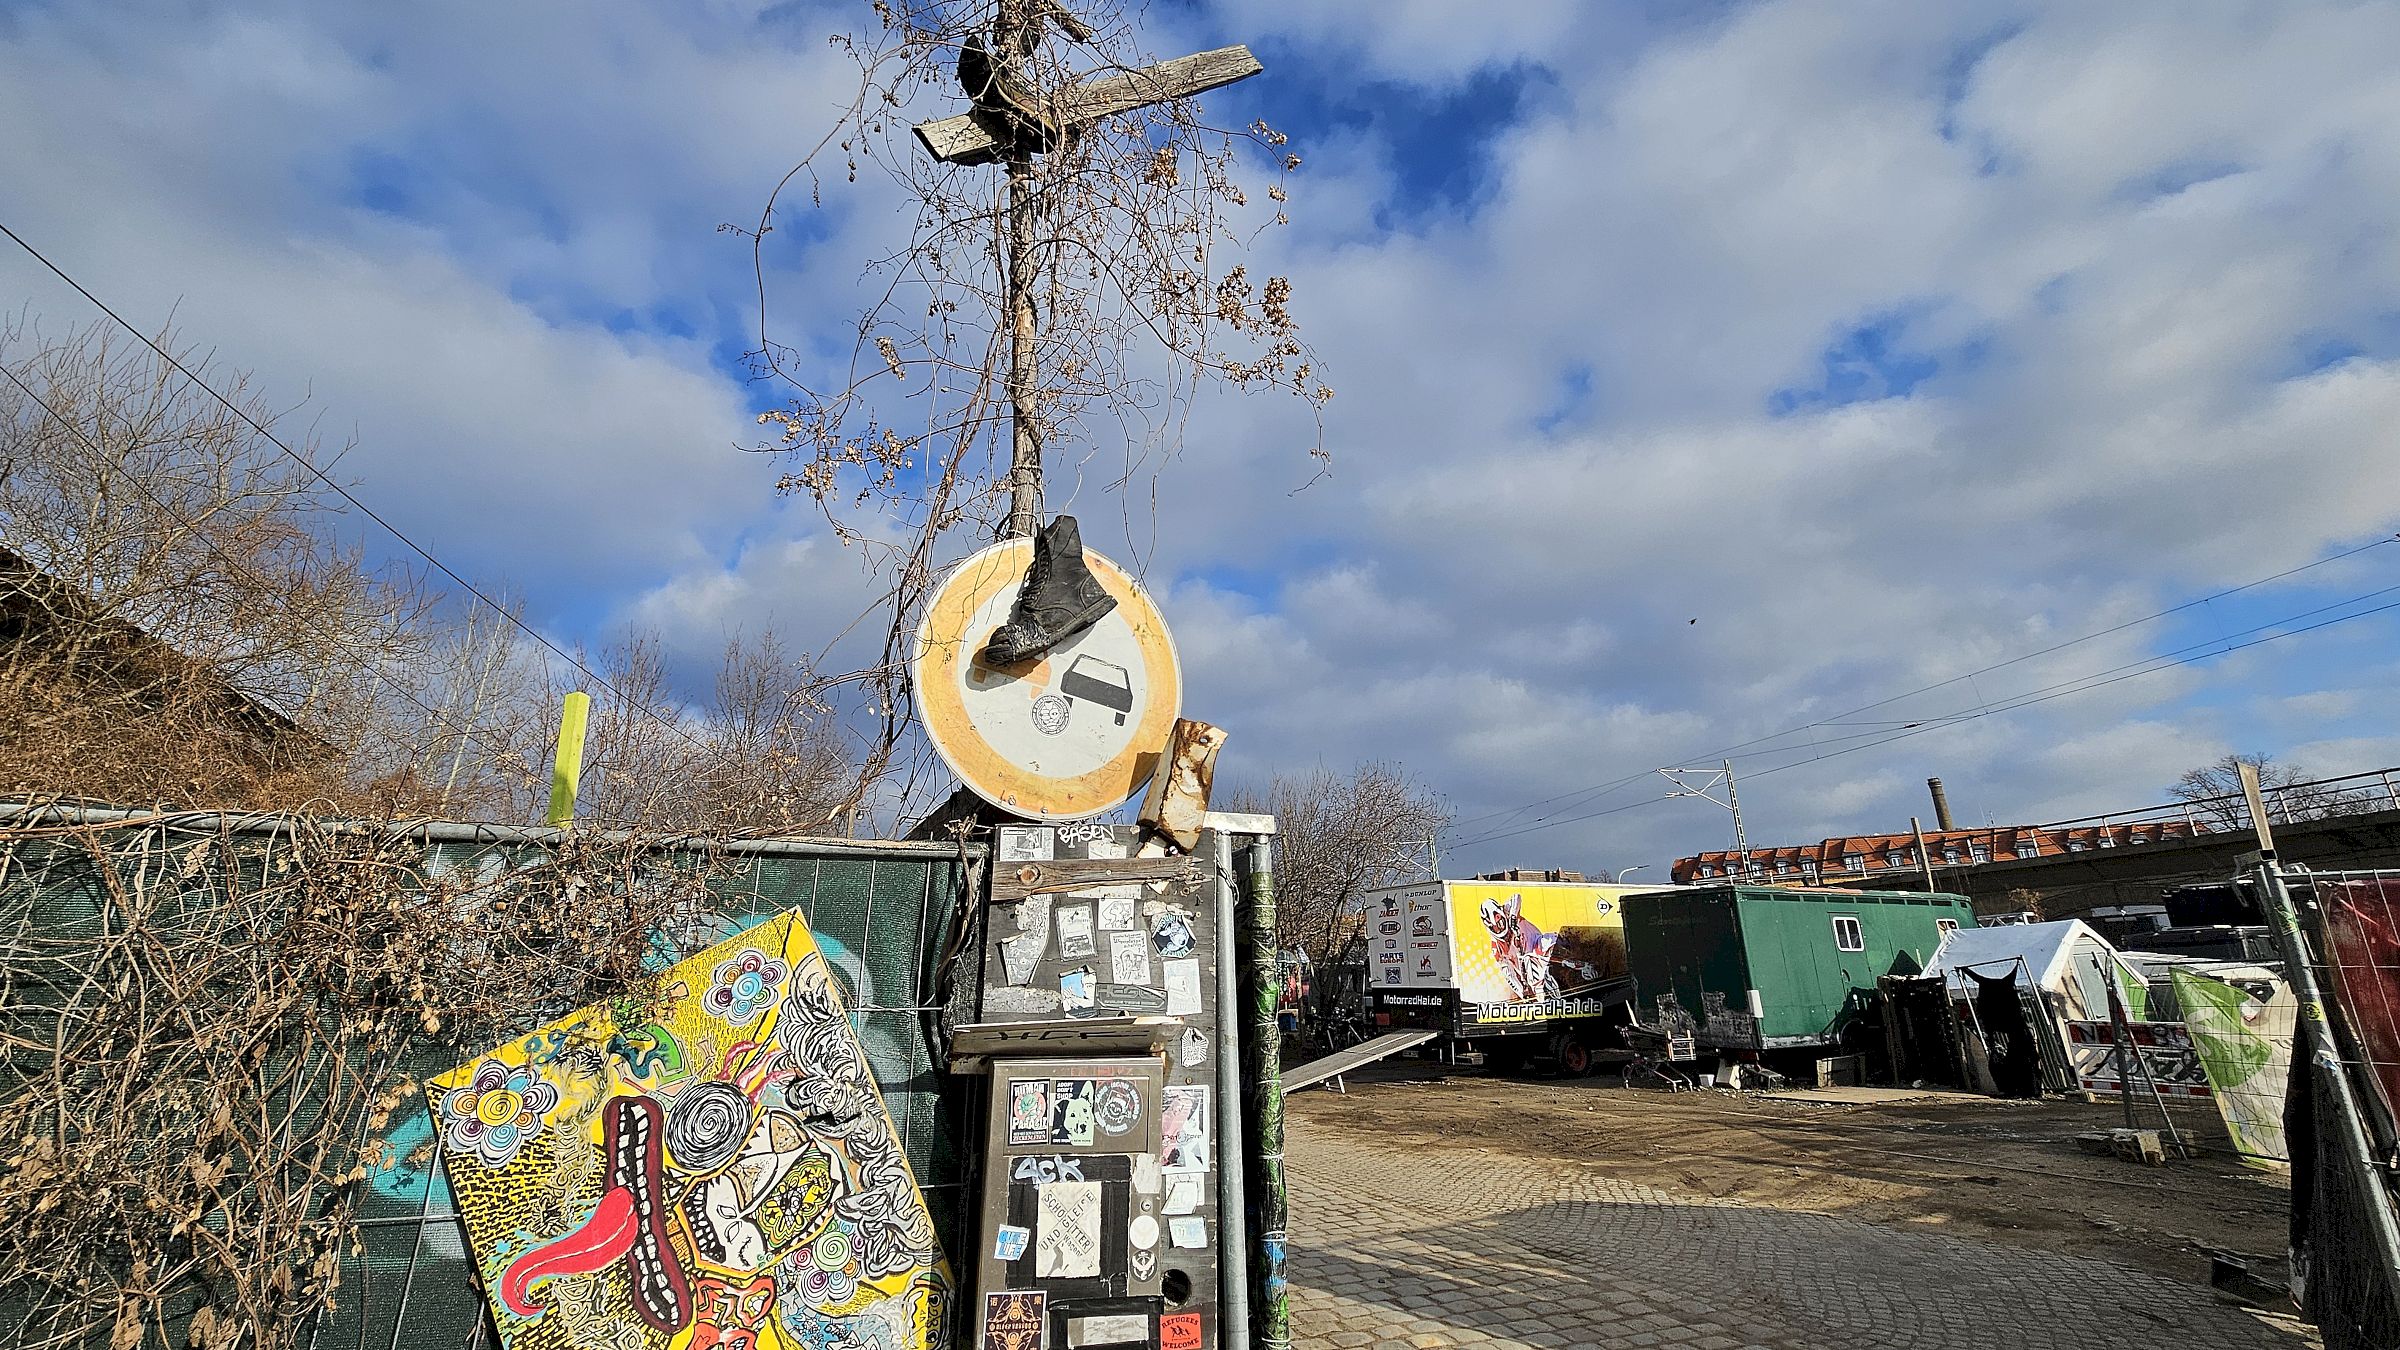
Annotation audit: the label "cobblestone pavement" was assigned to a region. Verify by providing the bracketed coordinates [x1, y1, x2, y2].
[1283, 1110, 2318, 1350]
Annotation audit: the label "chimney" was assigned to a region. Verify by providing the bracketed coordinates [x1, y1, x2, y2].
[1927, 778, 1956, 832]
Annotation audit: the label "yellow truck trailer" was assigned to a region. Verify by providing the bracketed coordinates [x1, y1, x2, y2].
[1359, 879, 1652, 1074]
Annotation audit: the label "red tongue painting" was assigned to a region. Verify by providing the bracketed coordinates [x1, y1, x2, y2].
[494, 1097, 690, 1326]
[498, 1185, 638, 1317]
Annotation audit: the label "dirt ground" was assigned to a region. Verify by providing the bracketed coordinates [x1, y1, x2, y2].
[1290, 1057, 2294, 1288]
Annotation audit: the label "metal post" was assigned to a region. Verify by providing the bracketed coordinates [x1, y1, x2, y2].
[1238, 841, 1291, 1350]
[1213, 830, 1251, 1350]
[1911, 816, 1936, 893]
[1724, 759, 1747, 854]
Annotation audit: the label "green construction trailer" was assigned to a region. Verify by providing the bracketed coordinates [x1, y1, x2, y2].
[1622, 885, 1972, 1052]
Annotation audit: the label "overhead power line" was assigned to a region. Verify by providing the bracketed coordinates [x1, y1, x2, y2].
[1447, 533, 2400, 839]
[1446, 579, 2400, 852]
[0, 219, 721, 766]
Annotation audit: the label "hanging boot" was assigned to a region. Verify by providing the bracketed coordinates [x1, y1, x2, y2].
[980, 515, 1116, 666]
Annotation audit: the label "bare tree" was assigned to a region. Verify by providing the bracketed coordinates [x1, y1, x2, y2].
[737, 0, 1331, 819]
[0, 320, 444, 812]
[2167, 752, 2372, 829]
[1221, 762, 1448, 962]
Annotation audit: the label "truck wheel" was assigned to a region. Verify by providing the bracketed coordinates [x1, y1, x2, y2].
[1556, 1032, 1596, 1078]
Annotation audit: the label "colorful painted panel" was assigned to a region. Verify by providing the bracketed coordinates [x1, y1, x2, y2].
[428, 910, 951, 1350]
[2170, 968, 2295, 1165]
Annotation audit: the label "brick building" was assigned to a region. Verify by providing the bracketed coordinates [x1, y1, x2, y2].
[1672, 818, 2219, 887]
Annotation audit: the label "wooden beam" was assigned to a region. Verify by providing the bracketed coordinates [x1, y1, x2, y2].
[914, 45, 1264, 166]
[988, 854, 1206, 902]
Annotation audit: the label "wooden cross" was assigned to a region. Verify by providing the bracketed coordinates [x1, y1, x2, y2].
[913, 10, 1263, 538]
[913, 44, 1264, 166]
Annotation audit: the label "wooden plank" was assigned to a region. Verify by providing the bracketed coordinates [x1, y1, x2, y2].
[1281, 1029, 1440, 1093]
[988, 854, 1206, 901]
[947, 1015, 1178, 1070]
[914, 45, 1264, 165]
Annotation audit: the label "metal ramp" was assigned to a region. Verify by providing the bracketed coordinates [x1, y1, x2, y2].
[1282, 1028, 1440, 1094]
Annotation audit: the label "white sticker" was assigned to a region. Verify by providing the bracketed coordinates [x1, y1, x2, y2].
[1163, 1177, 1204, 1216]
[999, 931, 1043, 985]
[1174, 1026, 1209, 1069]
[1017, 896, 1053, 943]
[1085, 838, 1127, 861]
[998, 827, 1055, 863]
[1070, 1315, 1149, 1348]
[1097, 894, 1136, 931]
[1035, 1181, 1103, 1279]
[1163, 958, 1202, 1016]
[1057, 905, 1098, 959]
[1128, 1214, 1160, 1250]
[1108, 929, 1152, 986]
[1131, 1152, 1163, 1196]
[993, 1223, 1030, 1261]
[1161, 1084, 1210, 1173]
[1168, 1216, 1208, 1249]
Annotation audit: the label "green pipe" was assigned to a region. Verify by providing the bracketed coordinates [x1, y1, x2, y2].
[1237, 840, 1291, 1350]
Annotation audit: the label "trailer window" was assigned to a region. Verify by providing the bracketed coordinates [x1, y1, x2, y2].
[1831, 915, 1865, 951]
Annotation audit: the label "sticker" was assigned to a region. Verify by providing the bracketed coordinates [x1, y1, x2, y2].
[1007, 1080, 1051, 1145]
[993, 1224, 1031, 1262]
[986, 985, 1064, 1015]
[1151, 911, 1197, 958]
[1017, 896, 1053, 942]
[1131, 1153, 1163, 1196]
[999, 931, 1044, 986]
[985, 1291, 1045, 1350]
[1163, 958, 1202, 1016]
[1173, 1026, 1209, 1069]
[1057, 906, 1097, 959]
[1069, 1314, 1149, 1347]
[1168, 1216, 1207, 1249]
[1060, 966, 1097, 1016]
[1160, 1085, 1209, 1173]
[1031, 693, 1072, 736]
[1098, 894, 1136, 931]
[1108, 930, 1152, 986]
[1050, 1080, 1097, 1146]
[1160, 1313, 1203, 1350]
[1163, 1177, 1204, 1215]
[1034, 1181, 1103, 1278]
[1128, 1213, 1160, 1250]
[997, 828, 1054, 863]
[1095, 984, 1168, 1013]
[1093, 1079, 1143, 1137]
[1131, 1246, 1157, 1281]
[1085, 838, 1127, 861]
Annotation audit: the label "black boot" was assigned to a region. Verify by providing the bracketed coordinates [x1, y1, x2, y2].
[981, 515, 1117, 666]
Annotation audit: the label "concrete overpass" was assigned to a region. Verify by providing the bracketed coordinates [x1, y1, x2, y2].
[1834, 805, 2400, 918]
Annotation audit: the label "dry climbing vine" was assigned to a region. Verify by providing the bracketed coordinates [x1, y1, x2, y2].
[0, 806, 725, 1350]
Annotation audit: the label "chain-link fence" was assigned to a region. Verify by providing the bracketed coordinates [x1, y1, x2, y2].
[0, 807, 981, 1350]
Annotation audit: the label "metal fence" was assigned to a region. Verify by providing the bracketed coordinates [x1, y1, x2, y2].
[0, 808, 981, 1350]
[2269, 865, 2400, 1345]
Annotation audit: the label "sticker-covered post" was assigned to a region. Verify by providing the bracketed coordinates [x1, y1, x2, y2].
[1236, 839, 1291, 1350]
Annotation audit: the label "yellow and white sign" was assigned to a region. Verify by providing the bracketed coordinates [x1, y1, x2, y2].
[912, 537, 1181, 820]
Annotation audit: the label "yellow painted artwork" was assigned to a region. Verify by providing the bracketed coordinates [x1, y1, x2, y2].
[427, 911, 951, 1350]
[1447, 883, 1634, 1011]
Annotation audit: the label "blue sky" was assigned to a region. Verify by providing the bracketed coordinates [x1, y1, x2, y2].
[4, 1, 2400, 875]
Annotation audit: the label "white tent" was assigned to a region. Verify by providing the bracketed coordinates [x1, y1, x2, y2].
[1926, 919, 2144, 1021]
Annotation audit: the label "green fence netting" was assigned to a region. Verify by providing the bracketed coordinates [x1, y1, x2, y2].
[0, 810, 979, 1350]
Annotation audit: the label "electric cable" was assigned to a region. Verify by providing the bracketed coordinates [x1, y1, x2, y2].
[1447, 585, 2400, 852]
[0, 219, 724, 766]
[1447, 534, 2400, 837]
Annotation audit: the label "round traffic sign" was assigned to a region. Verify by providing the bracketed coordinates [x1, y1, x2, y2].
[911, 537, 1180, 820]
